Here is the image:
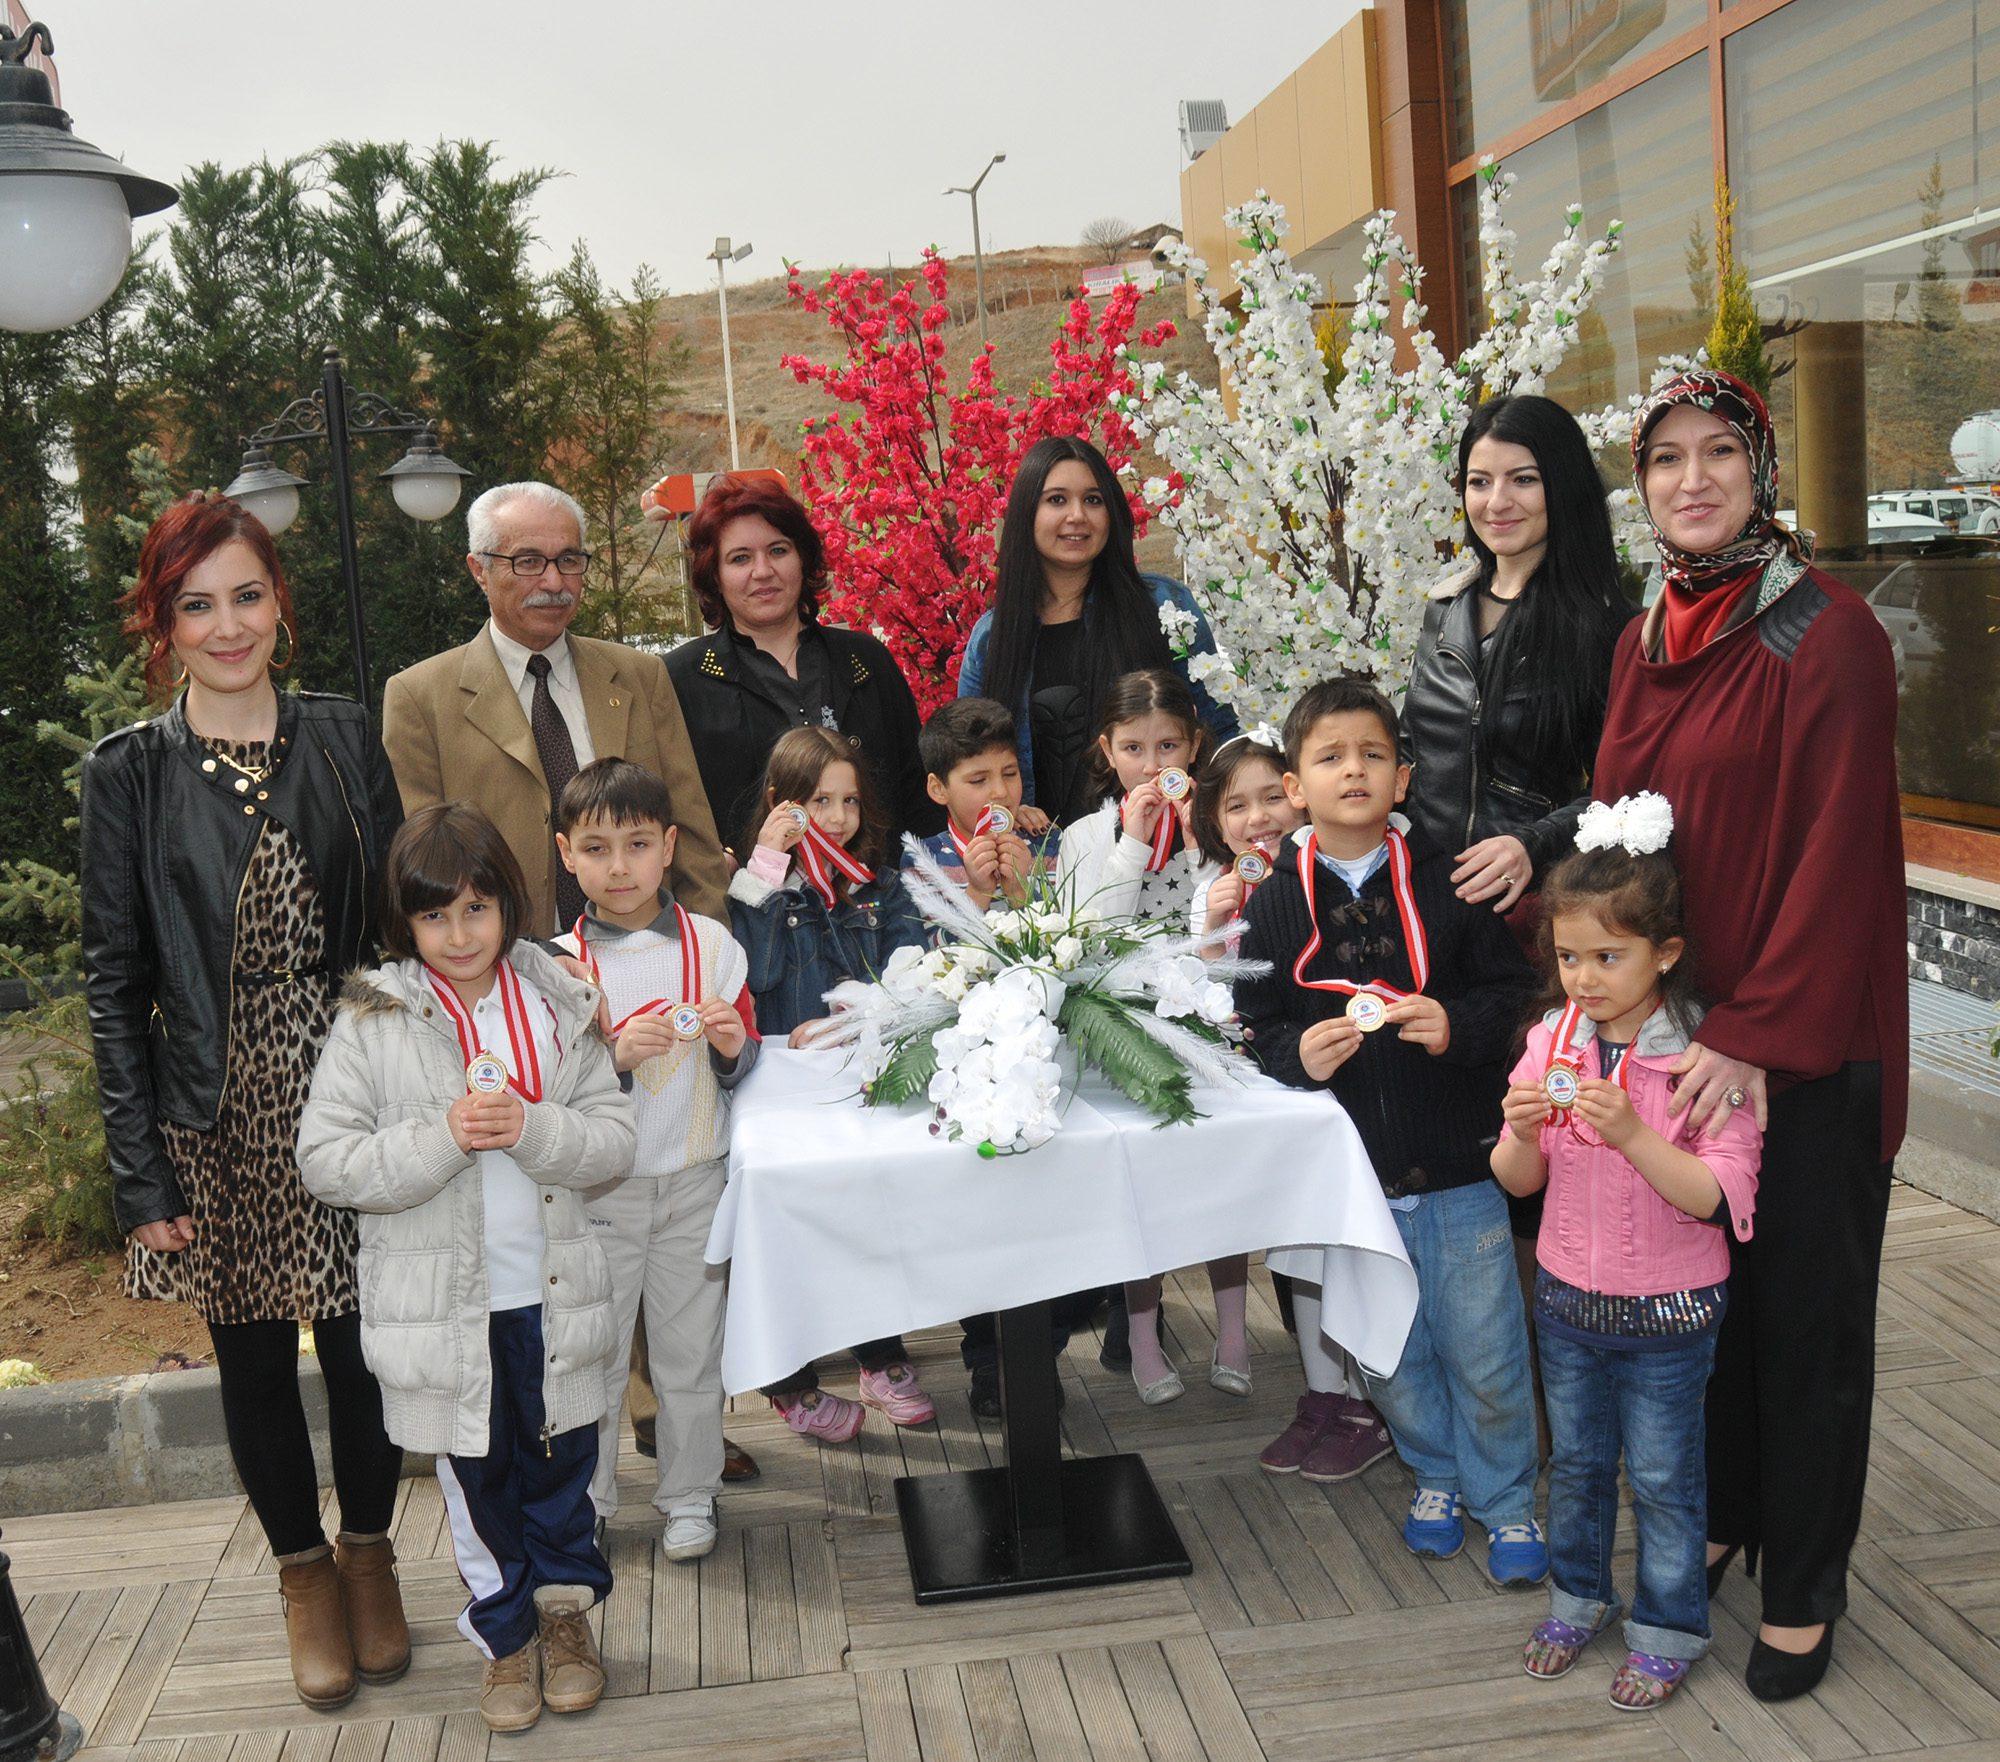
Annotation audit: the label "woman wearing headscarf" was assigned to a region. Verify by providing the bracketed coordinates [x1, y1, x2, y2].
[1593, 369, 1907, 1703]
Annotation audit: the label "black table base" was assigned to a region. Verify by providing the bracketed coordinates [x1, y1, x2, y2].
[892, 1297, 1193, 1604]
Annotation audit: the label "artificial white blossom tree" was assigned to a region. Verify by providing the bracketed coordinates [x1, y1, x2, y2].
[1126, 162, 1695, 726]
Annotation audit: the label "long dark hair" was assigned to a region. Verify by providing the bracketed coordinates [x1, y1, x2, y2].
[1083, 668, 1209, 806]
[1456, 395, 1631, 771]
[982, 436, 1173, 730]
[1534, 843, 1703, 1044]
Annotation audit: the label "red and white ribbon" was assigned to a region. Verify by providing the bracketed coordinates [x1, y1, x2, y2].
[1543, 997, 1643, 1136]
[1290, 828, 1428, 1000]
[796, 817, 873, 908]
[947, 804, 1008, 866]
[1128, 796, 1182, 874]
[573, 906, 702, 1032]
[426, 958, 545, 1101]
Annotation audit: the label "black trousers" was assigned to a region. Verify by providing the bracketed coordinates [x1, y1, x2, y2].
[1704, 1063, 1892, 1627]
[762, 1335, 910, 1399]
[207, 1311, 403, 1557]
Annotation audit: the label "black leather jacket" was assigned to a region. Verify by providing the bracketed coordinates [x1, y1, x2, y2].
[80, 692, 403, 1234]
[1401, 577, 1627, 880]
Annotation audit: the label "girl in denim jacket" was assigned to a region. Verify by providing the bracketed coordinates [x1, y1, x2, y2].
[1491, 794, 1761, 1712]
[727, 726, 931, 1440]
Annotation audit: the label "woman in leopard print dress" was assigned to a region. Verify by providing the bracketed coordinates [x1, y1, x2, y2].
[81, 494, 408, 1710]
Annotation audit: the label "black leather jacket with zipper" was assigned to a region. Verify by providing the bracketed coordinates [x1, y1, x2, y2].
[80, 691, 403, 1234]
[1400, 571, 1627, 882]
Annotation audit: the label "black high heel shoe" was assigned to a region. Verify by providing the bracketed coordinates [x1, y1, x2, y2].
[1705, 1540, 1758, 1598]
[1746, 1621, 1835, 1702]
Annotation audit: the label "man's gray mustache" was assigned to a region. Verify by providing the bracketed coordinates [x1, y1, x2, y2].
[521, 590, 575, 609]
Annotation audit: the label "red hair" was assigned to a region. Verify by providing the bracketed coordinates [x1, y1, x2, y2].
[686, 474, 827, 630]
[123, 494, 296, 695]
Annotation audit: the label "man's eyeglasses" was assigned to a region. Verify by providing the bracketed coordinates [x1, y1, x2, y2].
[478, 549, 592, 577]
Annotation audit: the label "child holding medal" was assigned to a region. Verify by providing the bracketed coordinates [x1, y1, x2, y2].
[1233, 677, 1545, 1582]
[908, 697, 1058, 910]
[298, 804, 633, 1734]
[728, 726, 937, 1440]
[551, 759, 758, 1567]
[1492, 794, 1759, 1710]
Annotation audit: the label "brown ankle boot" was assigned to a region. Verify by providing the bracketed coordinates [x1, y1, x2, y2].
[335, 1532, 412, 1684]
[277, 1546, 358, 1710]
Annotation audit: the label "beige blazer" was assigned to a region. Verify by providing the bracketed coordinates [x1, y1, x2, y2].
[381, 627, 728, 926]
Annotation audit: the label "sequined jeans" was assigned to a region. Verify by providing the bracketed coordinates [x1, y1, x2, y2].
[1539, 1320, 1719, 1660]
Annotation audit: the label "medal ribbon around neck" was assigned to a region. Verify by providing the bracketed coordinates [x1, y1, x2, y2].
[795, 816, 873, 908]
[1129, 795, 1182, 874]
[426, 958, 544, 1102]
[1291, 828, 1428, 999]
[1542, 997, 1644, 1140]
[573, 904, 702, 1032]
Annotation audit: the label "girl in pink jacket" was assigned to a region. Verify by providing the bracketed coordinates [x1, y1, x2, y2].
[1492, 794, 1761, 1712]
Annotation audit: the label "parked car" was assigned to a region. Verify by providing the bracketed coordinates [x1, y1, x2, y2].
[1870, 490, 2000, 535]
[1777, 506, 1952, 546]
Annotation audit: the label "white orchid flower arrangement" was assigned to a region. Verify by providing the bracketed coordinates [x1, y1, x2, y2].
[1122, 163, 1702, 728]
[808, 839, 1266, 1157]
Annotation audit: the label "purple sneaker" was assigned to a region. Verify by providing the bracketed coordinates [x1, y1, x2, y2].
[1298, 1401, 1394, 1483]
[1258, 1392, 1340, 1474]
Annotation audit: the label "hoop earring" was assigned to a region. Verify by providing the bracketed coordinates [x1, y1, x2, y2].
[170, 652, 189, 688]
[270, 621, 295, 673]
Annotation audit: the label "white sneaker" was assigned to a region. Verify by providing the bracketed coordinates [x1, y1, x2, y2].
[661, 1497, 717, 1562]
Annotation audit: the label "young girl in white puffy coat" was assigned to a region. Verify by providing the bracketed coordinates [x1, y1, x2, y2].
[298, 803, 634, 1734]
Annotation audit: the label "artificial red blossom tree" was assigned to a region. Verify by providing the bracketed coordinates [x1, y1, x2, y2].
[782, 248, 1174, 713]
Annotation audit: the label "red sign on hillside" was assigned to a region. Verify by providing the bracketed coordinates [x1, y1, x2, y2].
[640, 467, 789, 522]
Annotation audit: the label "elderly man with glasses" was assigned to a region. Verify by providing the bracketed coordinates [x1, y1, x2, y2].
[383, 480, 728, 927]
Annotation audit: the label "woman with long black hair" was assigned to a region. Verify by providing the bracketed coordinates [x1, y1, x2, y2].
[957, 435, 1237, 828]
[1402, 393, 1634, 911]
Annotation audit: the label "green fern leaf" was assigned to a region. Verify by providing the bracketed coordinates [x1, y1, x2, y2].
[1061, 990, 1197, 1127]
[866, 1030, 940, 1108]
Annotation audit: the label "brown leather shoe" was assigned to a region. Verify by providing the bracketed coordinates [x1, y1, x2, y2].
[277, 1547, 358, 1710]
[722, 1436, 759, 1482]
[480, 1643, 542, 1732]
[335, 1532, 411, 1684]
[534, 1588, 605, 1714]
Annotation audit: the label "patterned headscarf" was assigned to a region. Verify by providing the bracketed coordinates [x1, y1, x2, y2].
[1631, 368, 1806, 596]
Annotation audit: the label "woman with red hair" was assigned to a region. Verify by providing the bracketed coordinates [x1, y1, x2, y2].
[665, 473, 938, 855]
[80, 493, 408, 1712]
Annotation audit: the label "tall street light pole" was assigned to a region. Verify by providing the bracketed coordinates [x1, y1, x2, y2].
[224, 346, 470, 707]
[708, 236, 753, 470]
[945, 153, 1006, 347]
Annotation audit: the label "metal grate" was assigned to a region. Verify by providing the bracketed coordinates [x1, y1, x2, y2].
[1910, 977, 2000, 1098]
[1179, 98, 1229, 161]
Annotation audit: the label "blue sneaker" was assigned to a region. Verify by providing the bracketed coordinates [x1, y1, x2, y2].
[1403, 1487, 1464, 1559]
[1485, 1519, 1551, 1587]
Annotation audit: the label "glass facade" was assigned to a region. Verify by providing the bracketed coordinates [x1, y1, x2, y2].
[1726, 0, 2000, 820]
[1451, 52, 1712, 412]
[1446, 0, 1705, 159]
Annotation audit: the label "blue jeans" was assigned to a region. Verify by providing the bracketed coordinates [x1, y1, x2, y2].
[1363, 1181, 1539, 1526]
[1539, 1320, 1718, 1661]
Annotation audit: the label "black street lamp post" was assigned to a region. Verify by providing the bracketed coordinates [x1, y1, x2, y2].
[226, 346, 470, 707]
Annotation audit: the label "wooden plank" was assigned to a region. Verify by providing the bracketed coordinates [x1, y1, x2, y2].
[789, 1520, 848, 1675]
[1005, 1650, 1090, 1759]
[93, 1578, 206, 1746]
[431, 1710, 488, 1762]
[1158, 1633, 1266, 1762]
[650, 1517, 701, 1693]
[598, 1525, 653, 1698]
[329, 1720, 393, 1762]
[1847, 1545, 2000, 1738]
[24, 1589, 72, 1657]
[1179, 1476, 1296, 1625]
[957, 1657, 1034, 1762]
[215, 1503, 272, 1582]
[232, 1734, 287, 1762]
[854, 1669, 922, 1762]
[1109, 1641, 1206, 1762]
[1270, 1472, 1398, 1615]
[905, 1661, 979, 1762]
[60, 1580, 162, 1733]
[745, 1523, 805, 1682]
[1164, 1481, 1255, 1634]
[1225, 1474, 1348, 1620]
[820, 1427, 871, 1520]
[379, 1713, 445, 1762]
[278, 1726, 339, 1762]
[697, 1527, 751, 1686]
[928, 1387, 994, 1476]
[1058, 1648, 1146, 1762]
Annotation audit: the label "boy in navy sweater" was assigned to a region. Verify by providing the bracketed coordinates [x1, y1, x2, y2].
[1235, 677, 1545, 1584]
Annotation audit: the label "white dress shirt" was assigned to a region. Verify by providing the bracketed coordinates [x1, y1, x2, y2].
[468, 967, 562, 1310]
[486, 620, 596, 770]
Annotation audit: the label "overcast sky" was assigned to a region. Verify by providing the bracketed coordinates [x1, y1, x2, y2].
[45, 1, 1361, 295]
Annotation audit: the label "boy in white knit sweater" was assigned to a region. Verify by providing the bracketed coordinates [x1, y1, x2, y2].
[554, 760, 759, 1564]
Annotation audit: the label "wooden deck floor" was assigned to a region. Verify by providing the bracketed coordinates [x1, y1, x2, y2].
[17, 1182, 2000, 1762]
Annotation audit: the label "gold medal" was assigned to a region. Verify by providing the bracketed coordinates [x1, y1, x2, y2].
[785, 804, 809, 832]
[1541, 1064, 1581, 1110]
[670, 1002, 705, 1041]
[1345, 992, 1388, 1033]
[466, 1052, 509, 1095]
[981, 802, 1014, 836]
[1157, 767, 1191, 802]
[1234, 848, 1271, 885]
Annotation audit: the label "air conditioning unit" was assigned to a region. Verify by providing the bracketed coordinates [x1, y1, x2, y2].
[1179, 99, 1229, 162]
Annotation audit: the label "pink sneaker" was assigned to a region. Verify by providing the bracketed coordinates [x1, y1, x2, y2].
[772, 1389, 865, 1443]
[857, 1363, 936, 1426]
[1259, 1392, 1340, 1474]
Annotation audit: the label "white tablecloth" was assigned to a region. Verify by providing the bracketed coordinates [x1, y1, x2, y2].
[706, 1047, 1417, 1395]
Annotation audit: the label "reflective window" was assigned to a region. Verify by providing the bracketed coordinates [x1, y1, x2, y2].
[1452, 53, 1712, 412]
[1446, 0, 1705, 159]
[1728, 0, 2000, 822]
